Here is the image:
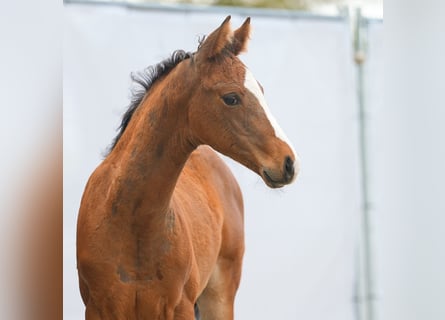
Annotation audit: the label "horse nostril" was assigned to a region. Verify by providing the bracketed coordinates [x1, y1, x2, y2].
[284, 156, 294, 180]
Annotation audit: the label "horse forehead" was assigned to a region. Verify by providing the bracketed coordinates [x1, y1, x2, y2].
[206, 56, 246, 83]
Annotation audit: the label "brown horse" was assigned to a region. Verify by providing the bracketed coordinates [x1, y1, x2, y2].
[77, 16, 299, 320]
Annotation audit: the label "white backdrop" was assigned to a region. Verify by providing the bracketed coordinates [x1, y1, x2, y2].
[64, 4, 361, 319]
[365, 18, 445, 320]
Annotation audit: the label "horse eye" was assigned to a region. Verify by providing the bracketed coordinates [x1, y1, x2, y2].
[222, 94, 240, 107]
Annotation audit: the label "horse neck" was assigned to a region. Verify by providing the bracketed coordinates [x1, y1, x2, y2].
[107, 62, 196, 219]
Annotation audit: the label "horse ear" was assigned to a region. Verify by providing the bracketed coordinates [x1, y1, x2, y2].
[197, 15, 233, 60]
[232, 17, 251, 56]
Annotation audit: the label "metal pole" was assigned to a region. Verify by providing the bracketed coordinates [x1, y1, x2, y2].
[354, 8, 374, 320]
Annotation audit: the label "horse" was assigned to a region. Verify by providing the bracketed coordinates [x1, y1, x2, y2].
[77, 16, 300, 320]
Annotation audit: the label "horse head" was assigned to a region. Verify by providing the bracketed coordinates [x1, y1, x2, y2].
[186, 16, 300, 188]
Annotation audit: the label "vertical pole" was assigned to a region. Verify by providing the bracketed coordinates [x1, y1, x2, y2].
[354, 8, 374, 320]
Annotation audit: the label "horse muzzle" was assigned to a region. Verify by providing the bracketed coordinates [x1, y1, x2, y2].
[261, 155, 300, 188]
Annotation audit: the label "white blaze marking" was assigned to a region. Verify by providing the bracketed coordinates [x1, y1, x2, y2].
[243, 67, 296, 156]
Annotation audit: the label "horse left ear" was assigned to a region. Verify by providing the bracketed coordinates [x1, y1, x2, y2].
[232, 17, 251, 56]
[196, 16, 233, 60]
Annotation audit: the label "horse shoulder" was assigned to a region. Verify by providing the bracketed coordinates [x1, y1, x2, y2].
[197, 147, 245, 261]
[182, 146, 244, 255]
[195, 145, 243, 217]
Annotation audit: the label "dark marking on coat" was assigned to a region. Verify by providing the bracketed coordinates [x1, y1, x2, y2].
[156, 263, 164, 281]
[111, 204, 117, 216]
[118, 265, 131, 283]
[156, 144, 164, 158]
[148, 109, 158, 126]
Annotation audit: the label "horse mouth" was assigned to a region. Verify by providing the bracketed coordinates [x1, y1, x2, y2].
[262, 170, 286, 189]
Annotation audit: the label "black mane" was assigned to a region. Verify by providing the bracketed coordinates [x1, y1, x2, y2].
[105, 50, 193, 156]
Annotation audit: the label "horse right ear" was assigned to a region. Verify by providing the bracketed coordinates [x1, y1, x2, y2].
[196, 16, 233, 60]
[232, 17, 251, 56]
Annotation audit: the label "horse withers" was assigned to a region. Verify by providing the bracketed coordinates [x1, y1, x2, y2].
[77, 16, 300, 320]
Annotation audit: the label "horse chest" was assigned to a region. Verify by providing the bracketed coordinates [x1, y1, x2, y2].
[108, 212, 195, 283]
